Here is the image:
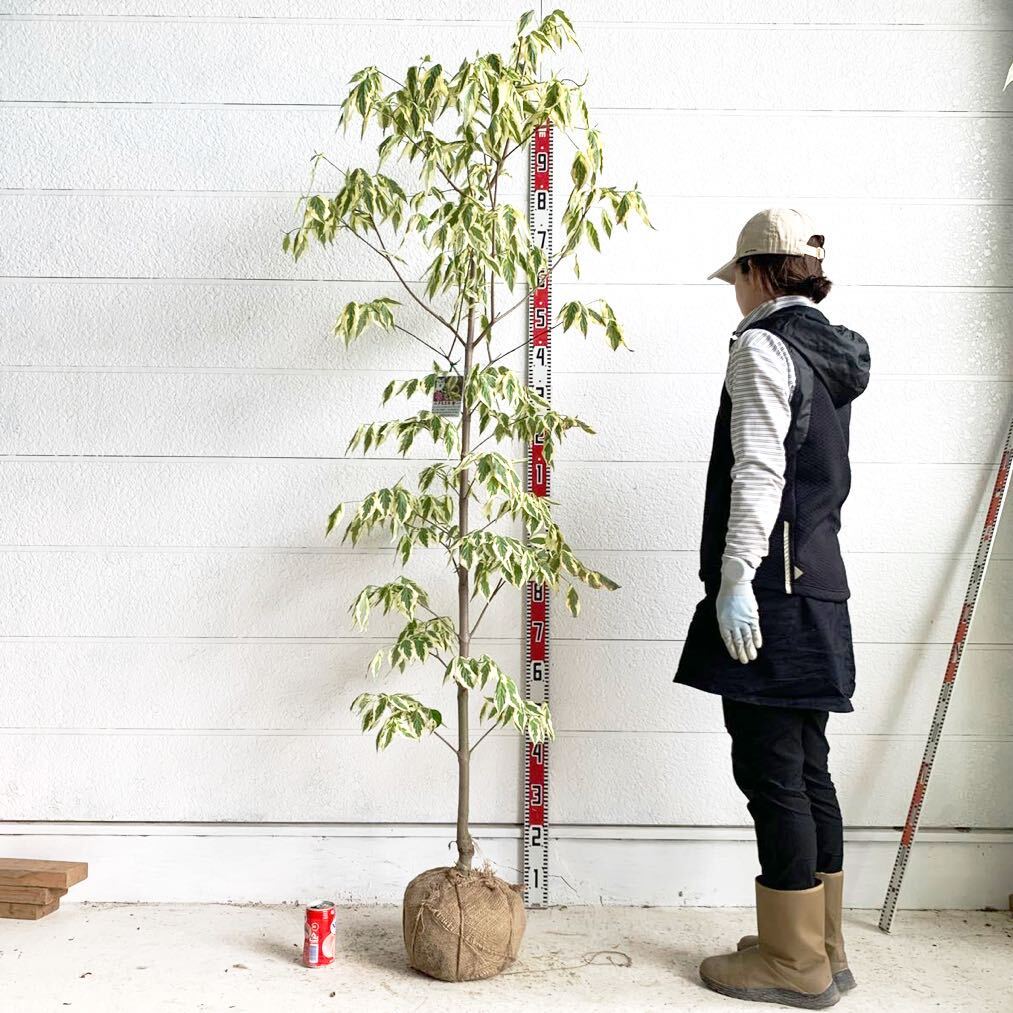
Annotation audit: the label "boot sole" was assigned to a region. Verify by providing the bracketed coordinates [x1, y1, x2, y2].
[834, 968, 857, 992]
[700, 971, 841, 1009]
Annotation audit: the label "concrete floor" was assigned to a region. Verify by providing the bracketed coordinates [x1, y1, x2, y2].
[0, 904, 1009, 1012]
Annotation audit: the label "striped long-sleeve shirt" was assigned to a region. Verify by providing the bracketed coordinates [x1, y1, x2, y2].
[721, 294, 816, 583]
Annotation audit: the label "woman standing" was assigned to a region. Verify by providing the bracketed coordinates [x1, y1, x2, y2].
[674, 208, 871, 1009]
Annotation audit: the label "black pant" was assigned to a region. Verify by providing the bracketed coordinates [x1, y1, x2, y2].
[722, 697, 844, 891]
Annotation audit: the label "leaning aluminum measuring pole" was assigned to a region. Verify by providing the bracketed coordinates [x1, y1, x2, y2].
[878, 414, 1013, 933]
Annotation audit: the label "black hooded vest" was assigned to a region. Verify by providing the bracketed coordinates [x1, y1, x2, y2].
[699, 303, 871, 602]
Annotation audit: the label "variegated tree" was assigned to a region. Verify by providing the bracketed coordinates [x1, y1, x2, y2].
[283, 8, 652, 872]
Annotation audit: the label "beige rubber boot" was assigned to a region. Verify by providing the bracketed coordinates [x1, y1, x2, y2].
[700, 878, 839, 1009]
[737, 871, 856, 992]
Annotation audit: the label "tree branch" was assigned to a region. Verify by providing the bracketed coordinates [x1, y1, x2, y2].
[469, 723, 497, 755]
[467, 430, 501, 454]
[474, 288, 531, 345]
[470, 577, 506, 638]
[417, 600, 452, 623]
[433, 729, 458, 754]
[342, 212, 463, 349]
[488, 338, 528, 365]
[393, 325, 459, 369]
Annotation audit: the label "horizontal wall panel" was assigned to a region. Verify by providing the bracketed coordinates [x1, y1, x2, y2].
[1, 280, 1009, 378]
[554, 25, 1012, 113]
[552, 642, 1013, 738]
[552, 199, 1013, 290]
[2, 370, 1008, 464]
[558, 375, 1012, 465]
[0, 732, 523, 823]
[0, 20, 511, 105]
[2, 195, 1010, 289]
[0, 370, 436, 459]
[0, 548, 1007, 644]
[565, 1, 1012, 23]
[4, 105, 1010, 201]
[553, 551, 1012, 646]
[549, 285, 1013, 380]
[0, 279, 523, 373]
[550, 831, 1013, 909]
[572, 111, 1013, 202]
[1, 458, 1008, 558]
[0, 638, 519, 733]
[2, 20, 1009, 111]
[551, 733, 1012, 827]
[0, 458, 473, 549]
[563, 1, 1013, 25]
[10, 3, 1013, 25]
[0, 548, 521, 639]
[553, 462, 1013, 558]
[8, 3, 528, 20]
[0, 278, 498, 373]
[0, 730, 1004, 825]
[0, 638, 1007, 738]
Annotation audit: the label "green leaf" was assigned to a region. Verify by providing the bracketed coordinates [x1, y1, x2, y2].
[570, 150, 589, 190]
[326, 503, 345, 537]
[368, 648, 386, 677]
[350, 691, 444, 751]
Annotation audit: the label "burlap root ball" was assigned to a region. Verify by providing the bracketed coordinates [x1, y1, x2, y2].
[402, 865, 526, 981]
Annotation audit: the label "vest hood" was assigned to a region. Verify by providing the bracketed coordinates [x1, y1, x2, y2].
[738, 305, 871, 409]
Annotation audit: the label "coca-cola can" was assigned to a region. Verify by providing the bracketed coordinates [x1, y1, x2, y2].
[302, 901, 336, 967]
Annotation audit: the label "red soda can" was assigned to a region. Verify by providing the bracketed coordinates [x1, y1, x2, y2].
[302, 901, 336, 967]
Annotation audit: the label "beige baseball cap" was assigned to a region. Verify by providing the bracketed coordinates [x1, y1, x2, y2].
[708, 207, 825, 284]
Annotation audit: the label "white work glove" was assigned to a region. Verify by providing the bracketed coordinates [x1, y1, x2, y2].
[715, 559, 763, 664]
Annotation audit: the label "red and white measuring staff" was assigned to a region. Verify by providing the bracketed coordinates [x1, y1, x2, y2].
[523, 121, 553, 908]
[879, 413, 1013, 933]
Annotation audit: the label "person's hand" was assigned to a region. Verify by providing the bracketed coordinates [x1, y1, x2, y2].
[715, 575, 762, 664]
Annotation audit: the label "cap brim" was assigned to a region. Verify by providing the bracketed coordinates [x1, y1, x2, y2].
[707, 255, 738, 284]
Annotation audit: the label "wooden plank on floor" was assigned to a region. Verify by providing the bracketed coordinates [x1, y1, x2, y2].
[0, 859, 88, 889]
[0, 885, 66, 905]
[0, 898, 60, 920]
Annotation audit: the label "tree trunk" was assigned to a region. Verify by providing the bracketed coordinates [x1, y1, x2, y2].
[455, 298, 476, 872]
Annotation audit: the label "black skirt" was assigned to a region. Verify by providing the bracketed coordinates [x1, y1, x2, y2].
[673, 588, 856, 712]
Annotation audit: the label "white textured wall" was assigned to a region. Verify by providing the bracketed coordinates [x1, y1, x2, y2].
[1, 2, 1011, 904]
